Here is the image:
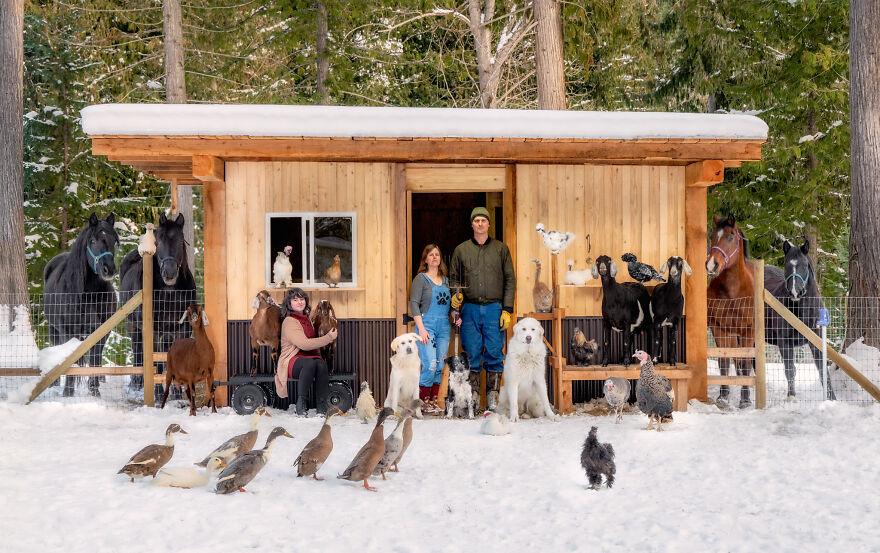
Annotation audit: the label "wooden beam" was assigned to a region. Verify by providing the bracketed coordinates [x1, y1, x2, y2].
[92, 137, 764, 165]
[685, 160, 725, 187]
[203, 179, 229, 407]
[707, 347, 756, 358]
[192, 155, 225, 183]
[394, 163, 407, 337]
[753, 260, 767, 409]
[143, 253, 154, 407]
[764, 290, 880, 403]
[685, 183, 709, 401]
[28, 291, 143, 403]
[405, 166, 506, 191]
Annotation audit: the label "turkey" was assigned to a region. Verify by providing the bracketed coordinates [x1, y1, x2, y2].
[569, 327, 598, 366]
[633, 350, 673, 431]
[530, 259, 553, 313]
[621, 253, 665, 283]
[603, 377, 631, 423]
[535, 223, 575, 254]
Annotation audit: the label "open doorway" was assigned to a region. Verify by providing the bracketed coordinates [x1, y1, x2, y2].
[409, 192, 504, 280]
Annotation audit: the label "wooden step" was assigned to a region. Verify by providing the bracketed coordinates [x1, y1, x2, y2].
[707, 347, 756, 358]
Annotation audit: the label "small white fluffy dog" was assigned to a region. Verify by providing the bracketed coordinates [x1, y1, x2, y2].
[383, 333, 422, 416]
[497, 317, 557, 422]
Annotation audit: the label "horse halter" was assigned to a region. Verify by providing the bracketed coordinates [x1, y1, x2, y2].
[708, 229, 742, 272]
[785, 262, 814, 293]
[87, 245, 113, 274]
[157, 254, 179, 268]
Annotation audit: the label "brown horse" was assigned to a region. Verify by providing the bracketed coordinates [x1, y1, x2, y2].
[706, 214, 756, 407]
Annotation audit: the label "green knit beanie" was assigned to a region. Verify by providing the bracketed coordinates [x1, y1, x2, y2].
[470, 206, 491, 223]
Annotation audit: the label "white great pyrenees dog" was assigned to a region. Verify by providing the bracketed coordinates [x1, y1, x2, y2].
[384, 332, 423, 416]
[497, 317, 557, 422]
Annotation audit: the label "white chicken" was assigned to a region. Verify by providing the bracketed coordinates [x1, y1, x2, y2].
[355, 381, 378, 423]
[137, 223, 156, 256]
[480, 411, 511, 436]
[273, 245, 294, 288]
[536, 223, 575, 254]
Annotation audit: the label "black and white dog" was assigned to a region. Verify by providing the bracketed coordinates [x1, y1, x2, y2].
[445, 352, 474, 419]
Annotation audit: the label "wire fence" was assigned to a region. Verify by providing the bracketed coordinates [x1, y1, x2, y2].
[0, 289, 202, 408]
[708, 296, 880, 409]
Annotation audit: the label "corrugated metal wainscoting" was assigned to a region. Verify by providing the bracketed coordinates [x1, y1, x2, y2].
[228, 319, 397, 410]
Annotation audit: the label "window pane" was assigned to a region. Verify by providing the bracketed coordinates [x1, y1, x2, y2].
[269, 216, 304, 283]
[314, 216, 353, 284]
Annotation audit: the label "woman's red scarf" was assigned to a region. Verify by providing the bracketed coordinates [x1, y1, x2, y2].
[289, 313, 321, 368]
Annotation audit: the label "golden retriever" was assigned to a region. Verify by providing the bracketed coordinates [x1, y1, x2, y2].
[383, 333, 423, 416]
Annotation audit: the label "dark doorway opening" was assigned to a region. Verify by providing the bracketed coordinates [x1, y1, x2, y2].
[410, 192, 503, 280]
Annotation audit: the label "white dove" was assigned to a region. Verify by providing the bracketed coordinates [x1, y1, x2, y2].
[536, 223, 575, 254]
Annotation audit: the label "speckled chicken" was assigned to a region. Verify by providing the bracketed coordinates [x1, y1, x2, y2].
[569, 327, 598, 366]
[535, 223, 575, 254]
[621, 253, 666, 283]
[603, 377, 631, 423]
[530, 258, 553, 313]
[633, 350, 673, 431]
[580, 426, 615, 490]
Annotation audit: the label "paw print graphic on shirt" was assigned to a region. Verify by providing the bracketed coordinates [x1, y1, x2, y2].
[436, 290, 451, 306]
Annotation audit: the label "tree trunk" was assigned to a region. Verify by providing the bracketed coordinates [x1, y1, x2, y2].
[316, 1, 329, 105]
[468, 0, 495, 108]
[806, 106, 820, 284]
[534, 0, 565, 110]
[163, 0, 194, 271]
[848, 0, 880, 347]
[0, 0, 27, 304]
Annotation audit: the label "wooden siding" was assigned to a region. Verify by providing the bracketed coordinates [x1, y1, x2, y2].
[225, 161, 398, 320]
[515, 164, 686, 316]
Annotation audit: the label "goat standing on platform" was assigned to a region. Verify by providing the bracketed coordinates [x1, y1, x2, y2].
[592, 255, 652, 366]
[161, 305, 216, 416]
[650, 256, 692, 365]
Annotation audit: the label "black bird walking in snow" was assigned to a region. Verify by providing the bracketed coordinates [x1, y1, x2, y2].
[580, 426, 616, 490]
[621, 253, 666, 283]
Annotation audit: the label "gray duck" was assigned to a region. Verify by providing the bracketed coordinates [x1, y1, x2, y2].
[392, 399, 424, 472]
[215, 426, 294, 494]
[337, 407, 393, 491]
[373, 411, 409, 479]
[118, 423, 187, 482]
[195, 405, 272, 467]
[293, 406, 344, 480]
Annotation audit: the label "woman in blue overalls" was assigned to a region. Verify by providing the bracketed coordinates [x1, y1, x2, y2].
[410, 244, 459, 414]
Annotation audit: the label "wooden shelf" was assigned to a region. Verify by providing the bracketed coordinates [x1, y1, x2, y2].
[268, 286, 365, 293]
[560, 280, 660, 289]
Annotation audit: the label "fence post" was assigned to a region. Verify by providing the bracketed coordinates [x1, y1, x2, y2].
[143, 253, 154, 407]
[754, 259, 766, 409]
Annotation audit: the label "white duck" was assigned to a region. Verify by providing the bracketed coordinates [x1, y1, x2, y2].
[152, 456, 226, 488]
[536, 223, 575, 254]
[273, 245, 294, 288]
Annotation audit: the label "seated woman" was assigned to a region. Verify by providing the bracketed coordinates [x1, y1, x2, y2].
[410, 244, 459, 414]
[275, 288, 338, 416]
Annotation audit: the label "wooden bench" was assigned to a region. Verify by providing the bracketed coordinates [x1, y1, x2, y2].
[555, 362, 692, 415]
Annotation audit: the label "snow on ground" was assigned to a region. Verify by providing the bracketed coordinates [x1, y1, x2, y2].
[1, 401, 878, 553]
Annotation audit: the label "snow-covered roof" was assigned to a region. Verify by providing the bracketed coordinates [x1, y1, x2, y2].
[81, 104, 767, 141]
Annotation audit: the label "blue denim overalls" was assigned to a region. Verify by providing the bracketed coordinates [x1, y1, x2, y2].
[416, 274, 452, 387]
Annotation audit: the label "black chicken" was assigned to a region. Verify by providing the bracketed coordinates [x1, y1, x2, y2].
[569, 327, 598, 366]
[580, 426, 616, 490]
[621, 253, 666, 283]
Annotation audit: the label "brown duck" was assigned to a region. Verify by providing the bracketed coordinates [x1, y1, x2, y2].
[337, 407, 393, 491]
[118, 423, 187, 482]
[392, 399, 424, 472]
[195, 406, 272, 467]
[293, 406, 344, 480]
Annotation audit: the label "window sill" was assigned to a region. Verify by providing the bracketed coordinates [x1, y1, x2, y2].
[267, 285, 365, 293]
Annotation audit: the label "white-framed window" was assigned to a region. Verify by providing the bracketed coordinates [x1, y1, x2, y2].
[265, 212, 357, 287]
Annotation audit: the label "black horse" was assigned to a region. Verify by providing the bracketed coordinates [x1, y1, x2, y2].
[120, 213, 197, 392]
[43, 213, 120, 397]
[764, 239, 835, 400]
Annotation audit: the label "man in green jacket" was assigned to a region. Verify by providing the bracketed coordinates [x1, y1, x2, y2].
[449, 207, 516, 411]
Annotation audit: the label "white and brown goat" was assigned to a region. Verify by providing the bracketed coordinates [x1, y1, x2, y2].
[249, 290, 282, 375]
[161, 304, 216, 416]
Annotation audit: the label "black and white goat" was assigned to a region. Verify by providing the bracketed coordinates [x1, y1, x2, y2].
[649, 256, 692, 365]
[592, 255, 652, 366]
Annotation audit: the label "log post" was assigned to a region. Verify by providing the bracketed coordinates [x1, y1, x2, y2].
[143, 252, 154, 407]
[753, 260, 766, 409]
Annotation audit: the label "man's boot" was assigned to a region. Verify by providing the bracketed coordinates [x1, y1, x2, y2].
[486, 372, 502, 411]
[468, 371, 482, 411]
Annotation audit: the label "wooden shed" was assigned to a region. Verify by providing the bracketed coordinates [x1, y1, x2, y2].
[82, 104, 767, 408]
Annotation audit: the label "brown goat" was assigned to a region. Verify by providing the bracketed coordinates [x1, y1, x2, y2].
[248, 290, 282, 375]
[161, 304, 216, 416]
[311, 299, 338, 372]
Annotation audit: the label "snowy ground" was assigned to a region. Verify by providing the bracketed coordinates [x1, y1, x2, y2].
[1, 401, 878, 553]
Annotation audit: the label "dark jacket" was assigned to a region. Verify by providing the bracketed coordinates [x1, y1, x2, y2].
[449, 237, 516, 313]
